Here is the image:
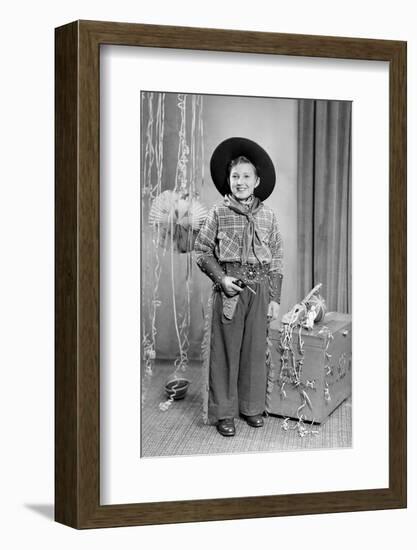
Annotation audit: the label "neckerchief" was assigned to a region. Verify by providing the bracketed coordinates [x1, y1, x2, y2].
[224, 194, 264, 264]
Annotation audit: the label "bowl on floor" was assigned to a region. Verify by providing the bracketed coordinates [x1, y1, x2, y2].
[164, 378, 190, 400]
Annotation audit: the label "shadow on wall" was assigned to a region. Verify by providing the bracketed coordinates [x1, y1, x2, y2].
[142, 93, 298, 361]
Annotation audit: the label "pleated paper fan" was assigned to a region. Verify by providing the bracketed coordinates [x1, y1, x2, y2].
[148, 190, 207, 252]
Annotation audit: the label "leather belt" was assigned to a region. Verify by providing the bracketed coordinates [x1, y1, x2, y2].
[221, 262, 269, 285]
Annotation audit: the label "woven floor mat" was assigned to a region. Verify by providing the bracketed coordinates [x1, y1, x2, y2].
[141, 361, 351, 457]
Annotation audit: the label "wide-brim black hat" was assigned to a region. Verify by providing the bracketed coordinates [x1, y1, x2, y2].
[210, 137, 276, 201]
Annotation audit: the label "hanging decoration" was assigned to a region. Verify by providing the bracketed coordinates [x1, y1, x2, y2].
[140, 92, 206, 412]
[148, 92, 207, 253]
[158, 94, 206, 411]
[141, 91, 165, 404]
[149, 190, 207, 253]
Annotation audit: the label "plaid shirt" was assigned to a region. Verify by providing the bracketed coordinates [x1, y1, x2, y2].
[194, 200, 284, 273]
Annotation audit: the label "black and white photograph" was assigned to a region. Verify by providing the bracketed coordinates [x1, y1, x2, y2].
[140, 91, 352, 457]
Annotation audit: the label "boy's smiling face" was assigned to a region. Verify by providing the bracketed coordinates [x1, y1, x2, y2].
[229, 161, 260, 201]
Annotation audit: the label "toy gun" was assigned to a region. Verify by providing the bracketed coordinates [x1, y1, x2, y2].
[234, 279, 256, 295]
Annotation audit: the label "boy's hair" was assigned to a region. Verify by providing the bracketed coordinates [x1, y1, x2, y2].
[227, 156, 259, 178]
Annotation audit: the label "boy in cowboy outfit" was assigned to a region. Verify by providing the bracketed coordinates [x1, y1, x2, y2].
[194, 137, 283, 436]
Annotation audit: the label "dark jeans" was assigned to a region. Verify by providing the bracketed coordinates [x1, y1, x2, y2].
[208, 281, 269, 422]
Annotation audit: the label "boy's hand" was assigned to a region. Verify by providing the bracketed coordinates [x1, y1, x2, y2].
[267, 301, 280, 321]
[221, 276, 244, 297]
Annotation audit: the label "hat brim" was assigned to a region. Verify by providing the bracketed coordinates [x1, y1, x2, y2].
[210, 137, 276, 201]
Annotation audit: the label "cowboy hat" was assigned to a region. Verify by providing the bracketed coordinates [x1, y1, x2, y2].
[210, 137, 276, 201]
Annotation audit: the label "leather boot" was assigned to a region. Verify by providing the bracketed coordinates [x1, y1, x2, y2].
[241, 413, 264, 428]
[217, 418, 236, 436]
